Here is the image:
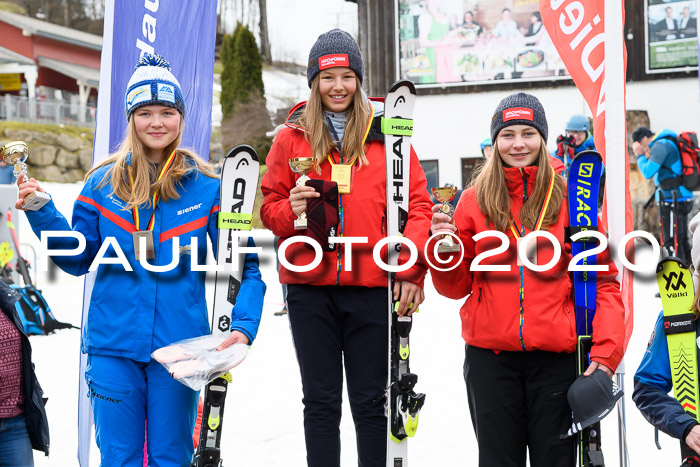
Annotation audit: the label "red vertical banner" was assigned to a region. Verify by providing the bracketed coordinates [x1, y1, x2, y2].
[540, 0, 634, 350]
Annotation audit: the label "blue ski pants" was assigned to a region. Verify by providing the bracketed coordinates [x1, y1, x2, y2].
[86, 354, 199, 466]
[287, 284, 388, 467]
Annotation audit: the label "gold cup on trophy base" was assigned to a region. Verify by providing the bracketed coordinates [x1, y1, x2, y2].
[289, 157, 317, 230]
[431, 186, 461, 253]
[1, 141, 51, 211]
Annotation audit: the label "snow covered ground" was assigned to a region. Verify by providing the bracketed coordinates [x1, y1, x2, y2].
[10, 182, 677, 466]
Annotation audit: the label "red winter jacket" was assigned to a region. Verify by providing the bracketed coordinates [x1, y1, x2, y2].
[261, 100, 433, 288]
[428, 165, 625, 371]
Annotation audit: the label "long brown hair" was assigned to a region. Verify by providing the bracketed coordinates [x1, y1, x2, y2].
[86, 115, 217, 211]
[297, 74, 370, 173]
[474, 136, 566, 232]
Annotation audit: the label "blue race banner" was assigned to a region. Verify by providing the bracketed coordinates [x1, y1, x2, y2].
[94, 0, 217, 162]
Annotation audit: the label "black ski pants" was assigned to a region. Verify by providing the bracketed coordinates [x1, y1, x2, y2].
[660, 198, 693, 264]
[464, 344, 577, 467]
[287, 284, 388, 467]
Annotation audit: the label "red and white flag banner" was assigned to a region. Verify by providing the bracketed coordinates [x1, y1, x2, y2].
[540, 0, 634, 351]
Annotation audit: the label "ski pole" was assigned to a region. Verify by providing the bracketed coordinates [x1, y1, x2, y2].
[673, 191, 679, 256]
[615, 367, 629, 467]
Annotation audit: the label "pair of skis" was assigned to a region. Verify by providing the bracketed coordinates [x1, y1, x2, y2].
[383, 80, 425, 466]
[191, 145, 259, 467]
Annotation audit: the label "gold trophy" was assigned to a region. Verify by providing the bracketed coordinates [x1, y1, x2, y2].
[2, 141, 51, 211]
[431, 186, 460, 253]
[289, 157, 317, 229]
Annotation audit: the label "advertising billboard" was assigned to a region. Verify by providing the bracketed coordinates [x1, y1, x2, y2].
[397, 0, 571, 87]
[645, 0, 698, 72]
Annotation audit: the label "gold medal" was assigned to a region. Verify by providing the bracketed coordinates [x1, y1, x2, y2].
[331, 164, 352, 194]
[133, 231, 155, 260]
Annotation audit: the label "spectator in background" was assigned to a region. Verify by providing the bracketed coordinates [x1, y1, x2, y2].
[0, 281, 50, 466]
[678, 6, 697, 39]
[0, 160, 14, 184]
[480, 138, 493, 159]
[634, 126, 694, 263]
[551, 114, 596, 173]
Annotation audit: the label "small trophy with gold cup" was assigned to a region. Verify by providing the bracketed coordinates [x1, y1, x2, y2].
[2, 141, 51, 211]
[431, 186, 460, 253]
[289, 157, 317, 230]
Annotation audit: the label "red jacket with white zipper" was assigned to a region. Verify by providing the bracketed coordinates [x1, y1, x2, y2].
[261, 100, 433, 288]
[428, 165, 625, 371]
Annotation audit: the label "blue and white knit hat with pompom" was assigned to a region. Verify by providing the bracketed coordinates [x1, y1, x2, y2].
[124, 53, 185, 120]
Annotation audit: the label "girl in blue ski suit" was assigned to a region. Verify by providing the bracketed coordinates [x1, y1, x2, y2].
[15, 54, 266, 466]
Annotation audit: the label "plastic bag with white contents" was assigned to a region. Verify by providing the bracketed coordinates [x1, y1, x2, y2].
[152, 334, 248, 391]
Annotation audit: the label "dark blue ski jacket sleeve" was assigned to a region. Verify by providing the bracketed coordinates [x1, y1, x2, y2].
[633, 310, 699, 441]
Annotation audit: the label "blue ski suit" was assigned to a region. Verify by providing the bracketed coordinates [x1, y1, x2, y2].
[24, 156, 266, 466]
[633, 311, 700, 443]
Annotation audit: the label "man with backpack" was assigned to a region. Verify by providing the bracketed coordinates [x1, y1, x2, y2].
[633, 126, 695, 263]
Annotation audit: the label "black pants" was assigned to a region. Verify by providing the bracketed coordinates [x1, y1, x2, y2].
[287, 284, 388, 467]
[660, 198, 693, 264]
[464, 345, 577, 467]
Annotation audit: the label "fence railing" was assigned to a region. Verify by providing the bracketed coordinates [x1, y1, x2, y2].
[0, 94, 95, 128]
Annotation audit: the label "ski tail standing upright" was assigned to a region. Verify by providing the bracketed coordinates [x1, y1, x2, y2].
[566, 150, 607, 466]
[383, 80, 426, 466]
[191, 145, 262, 467]
[16, 54, 265, 466]
[260, 29, 432, 467]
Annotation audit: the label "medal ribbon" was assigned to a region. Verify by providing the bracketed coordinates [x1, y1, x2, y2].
[508, 166, 556, 239]
[128, 149, 177, 231]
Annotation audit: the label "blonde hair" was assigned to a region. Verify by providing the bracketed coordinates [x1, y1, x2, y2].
[297, 74, 370, 173]
[473, 136, 565, 232]
[86, 115, 217, 211]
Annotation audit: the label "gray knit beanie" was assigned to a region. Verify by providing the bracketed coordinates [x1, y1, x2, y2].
[490, 92, 548, 143]
[307, 29, 364, 88]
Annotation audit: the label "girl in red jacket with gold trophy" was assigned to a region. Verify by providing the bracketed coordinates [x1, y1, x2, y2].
[428, 92, 625, 467]
[260, 29, 432, 467]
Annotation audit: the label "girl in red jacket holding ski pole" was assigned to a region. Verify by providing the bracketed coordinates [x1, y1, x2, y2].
[260, 29, 432, 466]
[428, 92, 625, 467]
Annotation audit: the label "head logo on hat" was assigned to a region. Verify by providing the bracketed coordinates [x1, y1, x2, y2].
[319, 54, 349, 70]
[503, 107, 534, 122]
